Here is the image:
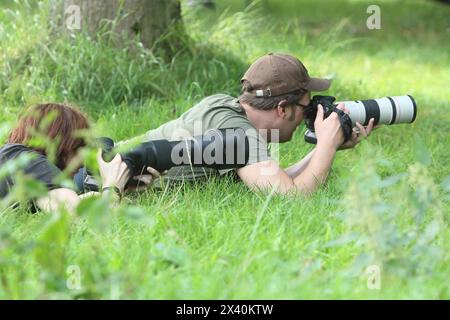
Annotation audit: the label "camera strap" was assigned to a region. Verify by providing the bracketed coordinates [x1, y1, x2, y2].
[333, 108, 353, 143]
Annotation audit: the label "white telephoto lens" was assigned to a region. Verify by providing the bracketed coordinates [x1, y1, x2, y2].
[338, 95, 416, 126]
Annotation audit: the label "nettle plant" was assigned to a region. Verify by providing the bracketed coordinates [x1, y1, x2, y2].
[336, 141, 446, 280]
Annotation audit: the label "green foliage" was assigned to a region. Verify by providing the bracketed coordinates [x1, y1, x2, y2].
[0, 0, 449, 299]
[339, 142, 446, 279]
[32, 211, 70, 290]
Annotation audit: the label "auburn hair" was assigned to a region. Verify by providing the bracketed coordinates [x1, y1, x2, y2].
[8, 103, 90, 169]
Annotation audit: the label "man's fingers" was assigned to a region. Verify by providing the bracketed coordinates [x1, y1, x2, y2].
[365, 118, 375, 135]
[336, 102, 346, 112]
[355, 122, 368, 138]
[314, 104, 324, 125]
[372, 124, 381, 131]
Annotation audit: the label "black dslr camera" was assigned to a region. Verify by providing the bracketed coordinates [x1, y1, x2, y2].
[303, 95, 353, 144]
[74, 128, 250, 192]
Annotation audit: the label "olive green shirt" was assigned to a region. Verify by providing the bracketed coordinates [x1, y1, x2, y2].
[144, 94, 271, 181]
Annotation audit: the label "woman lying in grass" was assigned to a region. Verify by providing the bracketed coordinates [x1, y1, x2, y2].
[0, 103, 157, 213]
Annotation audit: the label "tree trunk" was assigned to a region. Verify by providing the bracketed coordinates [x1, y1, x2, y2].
[52, 0, 182, 49]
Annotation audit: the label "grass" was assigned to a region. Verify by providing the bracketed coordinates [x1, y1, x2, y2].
[0, 0, 449, 299]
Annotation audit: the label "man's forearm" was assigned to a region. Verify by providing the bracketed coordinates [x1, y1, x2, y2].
[284, 147, 316, 178]
[292, 143, 336, 194]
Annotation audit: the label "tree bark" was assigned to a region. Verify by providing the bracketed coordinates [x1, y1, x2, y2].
[52, 0, 182, 49]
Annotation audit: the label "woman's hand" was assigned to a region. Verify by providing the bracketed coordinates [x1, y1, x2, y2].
[338, 118, 379, 150]
[97, 149, 130, 194]
[125, 167, 164, 192]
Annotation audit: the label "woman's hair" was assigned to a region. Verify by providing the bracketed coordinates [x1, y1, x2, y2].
[8, 103, 90, 169]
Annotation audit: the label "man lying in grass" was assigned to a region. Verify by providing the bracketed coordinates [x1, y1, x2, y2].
[0, 103, 158, 213]
[141, 53, 377, 195]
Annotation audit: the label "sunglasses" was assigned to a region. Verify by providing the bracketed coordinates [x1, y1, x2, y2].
[296, 102, 310, 108]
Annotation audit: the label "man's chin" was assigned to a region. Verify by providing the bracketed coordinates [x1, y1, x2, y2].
[269, 131, 294, 143]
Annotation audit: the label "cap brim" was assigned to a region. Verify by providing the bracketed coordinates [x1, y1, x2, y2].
[304, 77, 331, 91]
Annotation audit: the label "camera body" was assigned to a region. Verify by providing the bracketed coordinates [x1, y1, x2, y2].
[303, 95, 353, 144]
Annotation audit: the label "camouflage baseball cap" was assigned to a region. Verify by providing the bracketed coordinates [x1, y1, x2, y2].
[241, 53, 331, 97]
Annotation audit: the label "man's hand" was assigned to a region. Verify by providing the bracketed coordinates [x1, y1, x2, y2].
[314, 103, 346, 150]
[338, 118, 379, 150]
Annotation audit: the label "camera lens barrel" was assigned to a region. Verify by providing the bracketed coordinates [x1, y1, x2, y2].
[78, 129, 250, 191]
[339, 95, 417, 126]
[122, 128, 250, 176]
[122, 139, 173, 174]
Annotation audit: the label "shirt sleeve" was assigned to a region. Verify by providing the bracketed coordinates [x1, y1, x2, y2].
[23, 153, 63, 191]
[216, 115, 271, 175]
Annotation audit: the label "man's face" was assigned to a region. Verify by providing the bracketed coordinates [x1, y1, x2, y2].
[276, 92, 311, 142]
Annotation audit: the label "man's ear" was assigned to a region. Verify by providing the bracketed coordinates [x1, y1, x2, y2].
[276, 100, 288, 118]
